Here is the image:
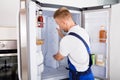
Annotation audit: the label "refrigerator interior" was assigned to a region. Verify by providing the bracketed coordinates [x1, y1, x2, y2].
[28, 1, 110, 80]
[39, 9, 81, 80]
[83, 8, 110, 79]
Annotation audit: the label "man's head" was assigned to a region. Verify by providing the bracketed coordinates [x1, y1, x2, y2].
[54, 7, 75, 32]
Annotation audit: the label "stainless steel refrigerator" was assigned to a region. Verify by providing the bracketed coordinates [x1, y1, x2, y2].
[17, 0, 120, 80]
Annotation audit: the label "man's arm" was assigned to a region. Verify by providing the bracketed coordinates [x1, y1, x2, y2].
[53, 52, 64, 61]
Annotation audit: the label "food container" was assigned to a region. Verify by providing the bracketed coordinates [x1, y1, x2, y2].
[36, 39, 44, 45]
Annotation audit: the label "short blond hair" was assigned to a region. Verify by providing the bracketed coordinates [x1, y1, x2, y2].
[53, 7, 72, 19]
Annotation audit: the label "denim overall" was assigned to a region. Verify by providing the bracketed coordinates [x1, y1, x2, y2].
[67, 32, 94, 80]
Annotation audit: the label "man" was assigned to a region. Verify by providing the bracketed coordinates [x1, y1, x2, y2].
[53, 7, 94, 80]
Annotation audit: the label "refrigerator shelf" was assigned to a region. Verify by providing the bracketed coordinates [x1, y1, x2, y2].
[42, 66, 69, 80]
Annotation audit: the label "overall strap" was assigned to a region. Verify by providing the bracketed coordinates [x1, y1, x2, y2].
[68, 32, 92, 67]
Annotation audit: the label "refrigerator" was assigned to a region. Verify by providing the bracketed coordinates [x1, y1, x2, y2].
[17, 0, 120, 80]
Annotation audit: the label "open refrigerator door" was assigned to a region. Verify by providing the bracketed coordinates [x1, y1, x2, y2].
[82, 8, 110, 79]
[110, 3, 120, 80]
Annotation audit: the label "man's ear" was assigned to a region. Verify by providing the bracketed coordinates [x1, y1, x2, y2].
[61, 19, 65, 23]
[64, 19, 69, 26]
[62, 18, 67, 25]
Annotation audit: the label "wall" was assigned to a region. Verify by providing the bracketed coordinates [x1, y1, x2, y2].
[0, 0, 19, 40]
[0, 0, 19, 27]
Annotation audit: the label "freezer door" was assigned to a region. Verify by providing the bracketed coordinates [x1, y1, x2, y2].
[110, 3, 120, 80]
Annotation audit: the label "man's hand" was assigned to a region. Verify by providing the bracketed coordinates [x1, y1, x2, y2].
[56, 28, 65, 38]
[53, 52, 64, 61]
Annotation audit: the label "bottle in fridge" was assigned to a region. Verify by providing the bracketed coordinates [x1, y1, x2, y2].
[37, 9, 44, 28]
[99, 26, 107, 43]
[36, 9, 44, 45]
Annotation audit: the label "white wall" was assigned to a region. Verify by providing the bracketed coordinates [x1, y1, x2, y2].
[0, 27, 17, 40]
[0, 0, 19, 27]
